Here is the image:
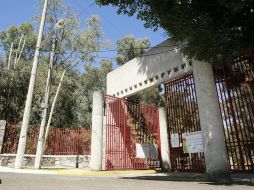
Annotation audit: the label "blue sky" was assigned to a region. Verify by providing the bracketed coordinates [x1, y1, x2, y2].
[0, 0, 166, 64]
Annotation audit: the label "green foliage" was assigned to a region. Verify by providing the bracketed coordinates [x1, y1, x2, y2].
[96, 0, 254, 64]
[77, 59, 112, 127]
[0, 24, 35, 121]
[115, 35, 150, 65]
[0, 23, 37, 60]
[0, 61, 31, 122]
[0, 0, 112, 128]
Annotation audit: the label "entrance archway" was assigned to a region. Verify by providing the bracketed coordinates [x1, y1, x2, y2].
[91, 39, 253, 176]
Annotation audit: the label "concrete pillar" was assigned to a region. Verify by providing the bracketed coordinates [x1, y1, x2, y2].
[193, 60, 229, 179]
[89, 91, 104, 170]
[158, 108, 170, 170]
[101, 115, 107, 170]
[0, 120, 6, 154]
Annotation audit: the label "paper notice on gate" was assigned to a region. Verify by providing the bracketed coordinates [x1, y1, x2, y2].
[136, 144, 148, 158]
[136, 144, 158, 159]
[184, 131, 204, 153]
[171, 133, 180, 148]
[149, 144, 158, 160]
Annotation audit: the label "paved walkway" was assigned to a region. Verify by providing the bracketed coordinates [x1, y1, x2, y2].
[0, 167, 253, 190]
[0, 166, 156, 175]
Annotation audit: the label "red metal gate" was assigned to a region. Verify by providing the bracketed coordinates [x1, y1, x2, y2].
[214, 59, 254, 172]
[164, 74, 206, 172]
[104, 95, 161, 170]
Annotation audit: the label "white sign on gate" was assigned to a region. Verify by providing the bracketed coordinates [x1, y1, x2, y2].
[171, 133, 180, 148]
[184, 131, 204, 153]
[136, 144, 158, 159]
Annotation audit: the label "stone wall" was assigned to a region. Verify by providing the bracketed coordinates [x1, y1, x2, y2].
[0, 154, 90, 168]
[0, 120, 6, 153]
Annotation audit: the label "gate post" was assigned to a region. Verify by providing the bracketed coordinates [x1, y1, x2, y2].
[89, 91, 104, 170]
[159, 108, 170, 170]
[193, 60, 229, 180]
[101, 115, 107, 170]
[0, 120, 6, 154]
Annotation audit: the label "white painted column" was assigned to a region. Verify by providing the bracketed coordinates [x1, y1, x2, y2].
[0, 120, 6, 154]
[101, 115, 107, 171]
[158, 108, 170, 170]
[193, 60, 229, 179]
[89, 91, 104, 170]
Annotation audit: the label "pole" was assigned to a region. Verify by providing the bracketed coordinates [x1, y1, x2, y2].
[16, 37, 27, 66]
[14, 34, 24, 69]
[43, 69, 66, 151]
[7, 42, 13, 69]
[34, 37, 56, 169]
[15, 0, 48, 169]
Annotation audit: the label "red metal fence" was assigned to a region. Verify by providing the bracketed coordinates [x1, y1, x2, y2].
[104, 95, 161, 170]
[1, 124, 39, 154]
[2, 124, 91, 155]
[164, 74, 205, 172]
[214, 58, 254, 172]
[45, 128, 91, 155]
[164, 58, 254, 173]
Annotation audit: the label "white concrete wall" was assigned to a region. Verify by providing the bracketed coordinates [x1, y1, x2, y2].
[107, 40, 192, 97]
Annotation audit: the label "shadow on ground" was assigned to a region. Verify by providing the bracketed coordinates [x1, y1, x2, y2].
[120, 172, 254, 186]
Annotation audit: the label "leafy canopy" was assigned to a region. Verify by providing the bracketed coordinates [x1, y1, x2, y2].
[96, 0, 254, 64]
[115, 35, 150, 65]
[0, 0, 112, 128]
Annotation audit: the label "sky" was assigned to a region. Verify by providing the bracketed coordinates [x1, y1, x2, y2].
[0, 0, 167, 66]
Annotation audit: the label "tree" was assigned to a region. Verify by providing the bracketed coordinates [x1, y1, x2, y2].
[47, 14, 111, 128]
[115, 35, 150, 65]
[77, 59, 112, 127]
[0, 0, 111, 128]
[96, 0, 254, 65]
[0, 23, 37, 63]
[32, 0, 111, 128]
[0, 23, 37, 122]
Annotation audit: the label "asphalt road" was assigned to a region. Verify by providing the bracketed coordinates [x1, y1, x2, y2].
[0, 172, 253, 190]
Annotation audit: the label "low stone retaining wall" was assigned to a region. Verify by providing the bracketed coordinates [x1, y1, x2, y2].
[0, 154, 91, 168]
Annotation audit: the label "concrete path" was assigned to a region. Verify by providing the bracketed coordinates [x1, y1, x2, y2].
[0, 166, 156, 175]
[0, 169, 253, 190]
[0, 172, 253, 190]
[0, 166, 56, 175]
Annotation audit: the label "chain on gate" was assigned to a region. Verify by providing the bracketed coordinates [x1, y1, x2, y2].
[104, 95, 161, 170]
